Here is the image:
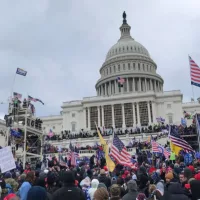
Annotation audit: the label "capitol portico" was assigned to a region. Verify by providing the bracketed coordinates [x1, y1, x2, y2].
[41, 12, 200, 134]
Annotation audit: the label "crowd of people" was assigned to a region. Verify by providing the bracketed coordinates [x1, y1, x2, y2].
[1, 147, 200, 200]
[46, 124, 196, 141]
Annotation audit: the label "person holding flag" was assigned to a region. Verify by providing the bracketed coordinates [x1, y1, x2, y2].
[96, 126, 115, 172]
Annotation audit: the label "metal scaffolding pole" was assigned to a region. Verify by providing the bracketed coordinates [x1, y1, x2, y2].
[23, 108, 28, 169]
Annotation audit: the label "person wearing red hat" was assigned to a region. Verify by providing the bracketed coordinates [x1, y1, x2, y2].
[3, 193, 19, 200]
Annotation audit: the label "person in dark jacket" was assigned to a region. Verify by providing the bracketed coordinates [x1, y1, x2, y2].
[168, 182, 190, 200]
[98, 170, 111, 189]
[52, 171, 85, 200]
[122, 180, 138, 200]
[27, 186, 47, 200]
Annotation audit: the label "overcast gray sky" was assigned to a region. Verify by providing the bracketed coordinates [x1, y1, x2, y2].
[0, 0, 200, 119]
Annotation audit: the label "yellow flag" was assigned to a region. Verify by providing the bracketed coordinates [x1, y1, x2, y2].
[170, 141, 183, 156]
[97, 129, 115, 172]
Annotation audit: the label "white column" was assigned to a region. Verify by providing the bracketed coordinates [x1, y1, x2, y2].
[111, 104, 115, 128]
[122, 104, 126, 128]
[109, 81, 112, 95]
[88, 107, 91, 130]
[105, 83, 107, 95]
[127, 78, 129, 92]
[154, 80, 157, 92]
[132, 103, 136, 127]
[83, 108, 86, 129]
[150, 79, 153, 91]
[147, 101, 151, 125]
[132, 78, 135, 92]
[115, 80, 118, 94]
[101, 106, 104, 127]
[145, 78, 147, 92]
[97, 106, 100, 127]
[138, 78, 141, 92]
[152, 101, 156, 124]
[136, 102, 141, 126]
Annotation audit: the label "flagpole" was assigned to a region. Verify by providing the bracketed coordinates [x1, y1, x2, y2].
[192, 85, 195, 101]
[11, 73, 17, 98]
[189, 55, 195, 101]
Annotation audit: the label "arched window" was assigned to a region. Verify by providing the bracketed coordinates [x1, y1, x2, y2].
[123, 64, 125, 70]
[133, 63, 135, 70]
[110, 67, 112, 73]
[71, 122, 76, 132]
[114, 66, 116, 72]
[138, 63, 140, 70]
[118, 65, 120, 71]
[143, 64, 145, 71]
[107, 68, 108, 75]
[128, 63, 130, 70]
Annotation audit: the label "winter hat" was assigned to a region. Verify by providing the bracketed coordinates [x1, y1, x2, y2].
[184, 168, 193, 180]
[188, 165, 195, 173]
[62, 171, 75, 184]
[100, 169, 106, 175]
[110, 184, 121, 197]
[97, 183, 107, 189]
[136, 193, 146, 200]
[165, 172, 174, 180]
[111, 177, 117, 185]
[3, 193, 16, 200]
[91, 179, 99, 188]
[47, 173, 56, 185]
[4, 172, 12, 179]
[27, 186, 47, 200]
[127, 180, 137, 191]
[103, 166, 108, 171]
[195, 173, 200, 181]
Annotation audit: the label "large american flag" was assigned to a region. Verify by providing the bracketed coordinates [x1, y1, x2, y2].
[190, 56, 200, 87]
[151, 141, 170, 158]
[169, 126, 194, 152]
[110, 134, 133, 167]
[69, 142, 79, 166]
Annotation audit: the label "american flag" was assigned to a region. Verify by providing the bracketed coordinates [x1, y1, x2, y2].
[189, 56, 200, 87]
[28, 95, 44, 105]
[117, 77, 125, 86]
[48, 129, 54, 138]
[151, 141, 170, 158]
[169, 126, 194, 152]
[110, 134, 133, 167]
[13, 92, 22, 99]
[69, 142, 79, 166]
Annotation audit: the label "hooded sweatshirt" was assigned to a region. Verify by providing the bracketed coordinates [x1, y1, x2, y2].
[88, 179, 99, 200]
[168, 182, 190, 200]
[122, 180, 138, 200]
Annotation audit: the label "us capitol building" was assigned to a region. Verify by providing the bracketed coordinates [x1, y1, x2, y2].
[41, 12, 200, 134]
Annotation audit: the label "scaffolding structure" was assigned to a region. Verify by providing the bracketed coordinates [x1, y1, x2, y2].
[5, 100, 43, 168]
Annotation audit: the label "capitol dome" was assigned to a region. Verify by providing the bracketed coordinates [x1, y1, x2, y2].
[95, 12, 163, 96]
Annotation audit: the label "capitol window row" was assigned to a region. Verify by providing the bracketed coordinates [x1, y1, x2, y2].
[107, 45, 148, 57]
[102, 62, 155, 76]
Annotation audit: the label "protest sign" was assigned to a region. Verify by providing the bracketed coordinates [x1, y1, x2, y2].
[0, 146, 16, 173]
